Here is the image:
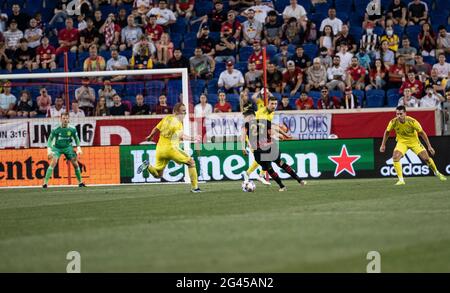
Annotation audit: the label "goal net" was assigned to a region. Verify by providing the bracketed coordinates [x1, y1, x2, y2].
[0, 68, 193, 187]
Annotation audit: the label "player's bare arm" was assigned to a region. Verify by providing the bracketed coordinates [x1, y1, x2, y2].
[418, 130, 435, 156]
[380, 131, 390, 153]
[146, 127, 160, 142]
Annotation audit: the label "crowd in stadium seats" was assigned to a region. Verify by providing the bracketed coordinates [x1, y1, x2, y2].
[0, 0, 449, 119]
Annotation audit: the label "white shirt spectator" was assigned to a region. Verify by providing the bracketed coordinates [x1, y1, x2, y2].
[0, 93, 16, 110]
[218, 69, 245, 89]
[432, 62, 450, 78]
[336, 51, 353, 70]
[121, 26, 143, 46]
[194, 103, 213, 118]
[24, 27, 43, 49]
[4, 29, 23, 49]
[106, 55, 129, 71]
[242, 19, 263, 41]
[320, 17, 343, 35]
[327, 66, 346, 81]
[245, 5, 274, 23]
[75, 86, 96, 108]
[282, 4, 307, 20]
[135, 0, 152, 9]
[147, 7, 176, 26]
[47, 106, 66, 118]
[69, 109, 86, 118]
[398, 96, 419, 107]
[420, 93, 443, 109]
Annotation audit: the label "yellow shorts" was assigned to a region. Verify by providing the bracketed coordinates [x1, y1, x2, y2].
[394, 141, 426, 156]
[154, 145, 191, 172]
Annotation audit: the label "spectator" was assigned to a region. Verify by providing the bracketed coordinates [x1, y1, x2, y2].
[282, 60, 303, 96]
[306, 57, 327, 92]
[295, 91, 314, 110]
[346, 57, 366, 90]
[413, 54, 432, 81]
[282, 17, 301, 45]
[248, 40, 264, 71]
[397, 37, 417, 66]
[214, 91, 232, 112]
[56, 18, 79, 55]
[98, 80, 118, 108]
[290, 45, 311, 70]
[221, 10, 242, 42]
[408, 0, 428, 26]
[175, 0, 195, 20]
[15, 90, 37, 117]
[240, 9, 263, 46]
[242, 0, 274, 24]
[190, 47, 215, 80]
[109, 94, 130, 116]
[0, 43, 12, 71]
[0, 82, 16, 118]
[244, 62, 263, 92]
[326, 55, 346, 92]
[75, 79, 96, 116]
[366, 59, 388, 90]
[319, 25, 334, 55]
[418, 22, 436, 57]
[13, 38, 35, 70]
[77, 13, 87, 31]
[363, 0, 385, 29]
[218, 60, 244, 94]
[79, 18, 100, 52]
[272, 41, 292, 70]
[69, 100, 86, 118]
[319, 8, 342, 35]
[145, 14, 164, 43]
[154, 94, 172, 114]
[400, 71, 423, 98]
[120, 15, 143, 52]
[131, 94, 151, 115]
[240, 90, 255, 114]
[425, 68, 445, 96]
[278, 95, 293, 110]
[342, 87, 360, 109]
[4, 19, 23, 51]
[420, 86, 445, 109]
[47, 96, 66, 118]
[437, 25, 450, 56]
[318, 46, 332, 68]
[135, 0, 152, 16]
[36, 87, 52, 115]
[203, 1, 227, 32]
[388, 56, 407, 88]
[94, 96, 110, 116]
[299, 19, 317, 44]
[117, 8, 129, 29]
[380, 24, 400, 52]
[155, 32, 174, 66]
[132, 34, 156, 57]
[266, 62, 283, 93]
[432, 53, 450, 78]
[194, 93, 213, 118]
[214, 26, 237, 64]
[8, 4, 30, 32]
[196, 24, 215, 57]
[83, 45, 106, 72]
[24, 18, 42, 49]
[49, 0, 70, 28]
[355, 47, 371, 70]
[34, 36, 57, 70]
[147, 0, 176, 28]
[317, 87, 341, 109]
[263, 10, 282, 46]
[282, 0, 307, 23]
[92, 10, 105, 31]
[387, 0, 407, 27]
[106, 48, 129, 81]
[100, 13, 121, 50]
[130, 42, 154, 69]
[375, 40, 395, 67]
[360, 22, 379, 59]
[335, 24, 357, 53]
[167, 48, 190, 69]
[398, 87, 419, 107]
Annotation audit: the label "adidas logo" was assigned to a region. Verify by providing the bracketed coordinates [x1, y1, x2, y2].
[381, 150, 430, 176]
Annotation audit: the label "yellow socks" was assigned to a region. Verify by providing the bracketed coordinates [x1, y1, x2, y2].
[393, 161, 403, 181]
[246, 160, 260, 175]
[426, 158, 438, 175]
[188, 166, 199, 189]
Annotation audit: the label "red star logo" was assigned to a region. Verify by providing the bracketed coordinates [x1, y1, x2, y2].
[328, 145, 361, 177]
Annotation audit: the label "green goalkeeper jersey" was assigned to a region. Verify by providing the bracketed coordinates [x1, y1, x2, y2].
[47, 125, 81, 149]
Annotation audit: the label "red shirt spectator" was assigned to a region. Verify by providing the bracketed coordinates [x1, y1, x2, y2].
[282, 66, 303, 88]
[295, 95, 314, 110]
[317, 96, 341, 109]
[388, 63, 406, 83]
[399, 73, 423, 98]
[248, 42, 264, 70]
[36, 43, 56, 62]
[347, 64, 366, 84]
[146, 15, 164, 42]
[56, 19, 79, 55]
[176, 0, 195, 11]
[214, 101, 232, 112]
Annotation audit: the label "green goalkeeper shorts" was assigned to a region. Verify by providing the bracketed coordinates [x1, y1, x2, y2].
[51, 146, 77, 160]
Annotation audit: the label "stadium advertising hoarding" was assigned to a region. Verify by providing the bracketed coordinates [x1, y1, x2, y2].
[0, 147, 120, 187]
[0, 121, 28, 148]
[119, 139, 375, 183]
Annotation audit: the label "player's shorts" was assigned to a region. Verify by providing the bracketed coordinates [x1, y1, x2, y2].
[253, 144, 282, 171]
[394, 141, 426, 156]
[51, 146, 77, 160]
[154, 145, 191, 172]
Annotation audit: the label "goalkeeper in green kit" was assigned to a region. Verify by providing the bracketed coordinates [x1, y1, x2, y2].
[43, 112, 86, 188]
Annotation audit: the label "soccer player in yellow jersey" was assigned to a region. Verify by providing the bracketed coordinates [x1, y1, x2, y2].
[137, 103, 202, 193]
[380, 105, 447, 185]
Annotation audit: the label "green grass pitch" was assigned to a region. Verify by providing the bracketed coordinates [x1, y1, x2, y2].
[0, 177, 449, 272]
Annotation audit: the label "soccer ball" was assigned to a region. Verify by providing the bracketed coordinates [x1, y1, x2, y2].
[242, 181, 256, 192]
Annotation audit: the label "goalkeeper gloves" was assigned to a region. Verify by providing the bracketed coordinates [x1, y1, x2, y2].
[47, 147, 53, 156]
[76, 146, 83, 155]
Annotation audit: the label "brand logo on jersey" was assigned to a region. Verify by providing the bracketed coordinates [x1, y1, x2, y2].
[67, 131, 71, 136]
[380, 150, 430, 176]
[328, 145, 361, 177]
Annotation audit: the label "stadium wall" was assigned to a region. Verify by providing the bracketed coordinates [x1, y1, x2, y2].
[1, 137, 449, 187]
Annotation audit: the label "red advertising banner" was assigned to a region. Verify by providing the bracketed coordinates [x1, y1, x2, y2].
[93, 118, 162, 145]
[331, 110, 436, 139]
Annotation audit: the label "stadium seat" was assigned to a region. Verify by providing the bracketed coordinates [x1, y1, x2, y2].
[195, 1, 213, 17]
[336, 12, 349, 24]
[144, 95, 158, 106]
[190, 79, 206, 96]
[239, 46, 253, 62]
[352, 90, 365, 107]
[423, 56, 436, 65]
[207, 93, 218, 106]
[183, 32, 198, 49]
[308, 91, 321, 107]
[303, 43, 318, 58]
[171, 18, 188, 35]
[207, 79, 219, 94]
[298, 0, 312, 13]
[235, 62, 248, 74]
[430, 10, 449, 26]
[313, 2, 331, 15]
[436, 0, 450, 12]
[265, 45, 278, 59]
[274, 0, 291, 13]
[366, 89, 385, 108]
[227, 94, 240, 111]
[170, 33, 183, 49]
[335, 0, 353, 14]
[329, 90, 343, 100]
[349, 27, 363, 43]
[147, 80, 165, 97]
[387, 88, 401, 107]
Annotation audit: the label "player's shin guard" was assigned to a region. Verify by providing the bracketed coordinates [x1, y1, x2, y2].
[281, 164, 302, 183]
[44, 166, 53, 184]
[267, 168, 284, 188]
[393, 161, 403, 181]
[426, 158, 438, 175]
[188, 167, 199, 189]
[246, 160, 259, 175]
[75, 167, 82, 183]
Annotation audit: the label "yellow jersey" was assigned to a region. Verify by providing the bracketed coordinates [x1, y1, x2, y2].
[255, 107, 274, 122]
[256, 97, 265, 110]
[386, 116, 423, 144]
[156, 115, 183, 147]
